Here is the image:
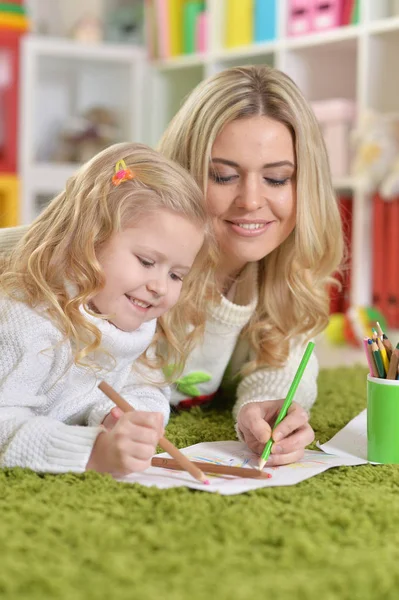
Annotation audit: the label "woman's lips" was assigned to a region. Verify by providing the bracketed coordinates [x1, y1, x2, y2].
[226, 219, 275, 237]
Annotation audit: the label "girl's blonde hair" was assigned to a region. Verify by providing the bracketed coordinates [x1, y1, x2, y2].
[159, 65, 344, 371]
[0, 142, 216, 375]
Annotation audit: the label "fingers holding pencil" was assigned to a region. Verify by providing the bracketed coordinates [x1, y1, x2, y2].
[98, 381, 210, 485]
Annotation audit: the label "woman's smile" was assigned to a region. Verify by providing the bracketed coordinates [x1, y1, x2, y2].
[224, 218, 276, 237]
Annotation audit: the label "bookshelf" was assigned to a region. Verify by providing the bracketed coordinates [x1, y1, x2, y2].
[146, 0, 399, 310]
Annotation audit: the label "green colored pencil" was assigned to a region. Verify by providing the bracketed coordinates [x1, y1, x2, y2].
[371, 340, 385, 378]
[258, 341, 315, 470]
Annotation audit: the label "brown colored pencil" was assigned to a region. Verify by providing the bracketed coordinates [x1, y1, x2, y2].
[383, 336, 393, 360]
[98, 381, 210, 485]
[376, 321, 384, 339]
[386, 348, 399, 380]
[151, 457, 271, 479]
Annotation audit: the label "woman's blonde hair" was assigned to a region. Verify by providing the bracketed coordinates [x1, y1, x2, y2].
[159, 65, 344, 370]
[0, 142, 216, 375]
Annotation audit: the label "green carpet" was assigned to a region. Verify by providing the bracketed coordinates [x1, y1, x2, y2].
[2, 366, 399, 600]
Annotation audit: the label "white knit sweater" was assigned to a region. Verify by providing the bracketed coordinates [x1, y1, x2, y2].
[170, 268, 318, 432]
[0, 296, 170, 473]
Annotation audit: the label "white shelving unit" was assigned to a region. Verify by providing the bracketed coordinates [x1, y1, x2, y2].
[18, 0, 399, 309]
[19, 34, 146, 223]
[146, 0, 399, 308]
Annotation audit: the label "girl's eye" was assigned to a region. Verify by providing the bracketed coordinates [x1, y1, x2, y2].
[137, 256, 154, 268]
[169, 272, 183, 282]
[209, 172, 238, 185]
[265, 177, 290, 187]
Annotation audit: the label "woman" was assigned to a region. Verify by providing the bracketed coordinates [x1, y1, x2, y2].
[158, 65, 343, 466]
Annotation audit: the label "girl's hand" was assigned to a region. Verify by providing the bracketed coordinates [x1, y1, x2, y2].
[86, 411, 164, 476]
[237, 400, 315, 466]
[102, 406, 123, 430]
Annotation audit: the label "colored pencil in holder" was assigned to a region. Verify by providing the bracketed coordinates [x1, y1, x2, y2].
[371, 340, 386, 378]
[375, 321, 385, 339]
[382, 334, 393, 360]
[364, 338, 378, 377]
[98, 381, 210, 485]
[386, 345, 399, 381]
[372, 328, 389, 374]
[375, 322, 392, 358]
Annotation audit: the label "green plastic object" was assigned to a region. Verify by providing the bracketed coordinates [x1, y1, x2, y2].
[183, 1, 205, 54]
[367, 375, 399, 463]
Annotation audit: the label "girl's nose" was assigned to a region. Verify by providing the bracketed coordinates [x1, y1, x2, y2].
[146, 277, 167, 298]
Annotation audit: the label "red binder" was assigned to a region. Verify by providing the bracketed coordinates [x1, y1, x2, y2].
[0, 30, 20, 173]
[340, 194, 353, 312]
[329, 194, 353, 314]
[385, 197, 399, 328]
[372, 193, 387, 317]
[341, 0, 354, 25]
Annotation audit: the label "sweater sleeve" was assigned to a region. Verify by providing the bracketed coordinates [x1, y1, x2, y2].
[232, 337, 318, 439]
[0, 304, 102, 473]
[122, 366, 171, 426]
[88, 365, 171, 428]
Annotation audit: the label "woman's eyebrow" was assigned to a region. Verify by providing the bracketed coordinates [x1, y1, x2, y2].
[211, 158, 295, 168]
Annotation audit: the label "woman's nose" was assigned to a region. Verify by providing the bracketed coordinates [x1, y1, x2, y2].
[234, 178, 265, 211]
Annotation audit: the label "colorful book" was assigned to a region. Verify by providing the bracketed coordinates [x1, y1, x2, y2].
[144, 0, 157, 59]
[225, 0, 254, 48]
[351, 0, 360, 24]
[168, 0, 185, 56]
[254, 0, 277, 43]
[183, 1, 205, 54]
[155, 0, 170, 59]
[341, 0, 354, 25]
[196, 10, 207, 53]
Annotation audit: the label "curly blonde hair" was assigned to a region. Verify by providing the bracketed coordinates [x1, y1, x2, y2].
[159, 65, 344, 371]
[0, 142, 217, 376]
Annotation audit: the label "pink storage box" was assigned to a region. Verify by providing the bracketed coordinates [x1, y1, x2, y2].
[311, 99, 356, 178]
[287, 0, 313, 36]
[312, 0, 344, 31]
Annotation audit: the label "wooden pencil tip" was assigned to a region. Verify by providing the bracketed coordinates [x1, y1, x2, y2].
[258, 459, 266, 471]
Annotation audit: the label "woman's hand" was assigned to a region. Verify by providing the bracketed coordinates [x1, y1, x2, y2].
[86, 411, 164, 476]
[237, 400, 315, 466]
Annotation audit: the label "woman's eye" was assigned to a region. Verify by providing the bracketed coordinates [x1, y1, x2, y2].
[169, 272, 183, 282]
[137, 256, 154, 268]
[265, 177, 290, 187]
[209, 172, 237, 184]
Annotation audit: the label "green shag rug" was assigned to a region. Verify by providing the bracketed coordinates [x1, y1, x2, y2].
[2, 366, 399, 600]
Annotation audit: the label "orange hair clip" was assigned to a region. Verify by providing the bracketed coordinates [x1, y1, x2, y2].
[112, 159, 134, 186]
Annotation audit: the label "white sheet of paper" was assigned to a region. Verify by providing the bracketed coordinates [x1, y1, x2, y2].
[119, 440, 366, 495]
[317, 409, 368, 462]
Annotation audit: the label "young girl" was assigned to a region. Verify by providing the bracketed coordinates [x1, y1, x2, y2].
[158, 65, 344, 466]
[0, 142, 214, 477]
